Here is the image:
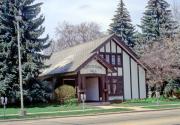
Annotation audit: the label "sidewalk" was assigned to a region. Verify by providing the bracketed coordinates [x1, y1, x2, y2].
[95, 105, 152, 111]
[95, 103, 180, 111]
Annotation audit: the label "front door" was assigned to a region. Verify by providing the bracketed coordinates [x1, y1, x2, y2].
[85, 77, 99, 101]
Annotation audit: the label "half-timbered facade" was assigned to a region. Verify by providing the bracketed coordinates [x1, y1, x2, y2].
[41, 34, 148, 102]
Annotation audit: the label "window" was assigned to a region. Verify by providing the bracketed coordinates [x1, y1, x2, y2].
[107, 76, 123, 96]
[111, 55, 116, 65]
[112, 84, 117, 94]
[117, 55, 122, 66]
[112, 78, 118, 83]
[108, 84, 111, 95]
[105, 54, 110, 63]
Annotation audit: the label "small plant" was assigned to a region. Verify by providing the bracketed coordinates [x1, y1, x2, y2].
[55, 85, 76, 104]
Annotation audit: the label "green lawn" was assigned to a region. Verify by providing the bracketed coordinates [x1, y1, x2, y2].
[0, 108, 131, 120]
[143, 104, 180, 109]
[0, 98, 179, 120]
[0, 103, 98, 115]
[113, 98, 180, 107]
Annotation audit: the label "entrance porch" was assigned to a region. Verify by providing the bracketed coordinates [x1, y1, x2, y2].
[77, 74, 109, 102]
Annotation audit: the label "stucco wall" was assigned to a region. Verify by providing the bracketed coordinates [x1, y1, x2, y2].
[80, 60, 106, 75]
[111, 41, 116, 53]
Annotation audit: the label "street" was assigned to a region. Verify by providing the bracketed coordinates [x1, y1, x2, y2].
[0, 109, 180, 125]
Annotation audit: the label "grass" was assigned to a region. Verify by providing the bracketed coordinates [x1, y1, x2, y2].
[0, 103, 98, 115]
[0, 108, 131, 120]
[113, 98, 180, 107]
[0, 97, 179, 120]
[143, 104, 180, 109]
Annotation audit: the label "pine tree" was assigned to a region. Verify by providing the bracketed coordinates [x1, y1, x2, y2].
[140, 0, 178, 41]
[0, 0, 18, 99]
[0, 0, 51, 102]
[109, 0, 136, 47]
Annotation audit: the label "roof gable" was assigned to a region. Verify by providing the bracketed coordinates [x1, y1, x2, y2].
[41, 34, 148, 77]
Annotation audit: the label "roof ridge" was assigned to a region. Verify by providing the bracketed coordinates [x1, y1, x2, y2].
[52, 34, 113, 55]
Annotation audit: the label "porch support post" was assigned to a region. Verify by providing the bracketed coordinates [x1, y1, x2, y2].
[101, 76, 106, 102]
[81, 76, 86, 93]
[105, 76, 109, 102]
[77, 72, 82, 102]
[75, 77, 78, 98]
[100, 76, 108, 102]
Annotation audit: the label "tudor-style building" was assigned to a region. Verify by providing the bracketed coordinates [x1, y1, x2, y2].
[41, 34, 148, 102]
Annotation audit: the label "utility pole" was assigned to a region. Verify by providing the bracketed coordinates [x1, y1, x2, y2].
[16, 10, 26, 116]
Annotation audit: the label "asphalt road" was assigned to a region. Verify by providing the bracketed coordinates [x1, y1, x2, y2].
[0, 109, 180, 125]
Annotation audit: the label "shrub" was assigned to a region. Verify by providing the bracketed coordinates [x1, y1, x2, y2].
[64, 98, 78, 106]
[164, 79, 180, 97]
[55, 85, 76, 104]
[24, 78, 53, 104]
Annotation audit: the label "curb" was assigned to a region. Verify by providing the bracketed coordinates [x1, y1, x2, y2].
[0, 108, 180, 122]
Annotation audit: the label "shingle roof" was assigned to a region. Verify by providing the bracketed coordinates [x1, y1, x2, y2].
[41, 34, 148, 77]
[41, 35, 113, 76]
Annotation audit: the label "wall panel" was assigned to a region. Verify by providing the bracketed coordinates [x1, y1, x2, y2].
[131, 59, 139, 99]
[123, 51, 131, 99]
[139, 66, 146, 98]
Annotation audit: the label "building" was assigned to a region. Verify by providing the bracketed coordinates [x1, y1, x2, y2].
[41, 34, 148, 102]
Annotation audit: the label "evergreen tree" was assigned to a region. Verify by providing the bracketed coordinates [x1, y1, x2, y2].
[140, 0, 178, 41]
[109, 0, 136, 47]
[0, 0, 18, 99]
[0, 0, 51, 103]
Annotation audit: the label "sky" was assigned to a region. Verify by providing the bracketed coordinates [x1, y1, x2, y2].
[37, 0, 177, 38]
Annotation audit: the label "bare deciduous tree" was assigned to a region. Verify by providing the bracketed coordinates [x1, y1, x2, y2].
[139, 35, 180, 86]
[54, 21, 104, 51]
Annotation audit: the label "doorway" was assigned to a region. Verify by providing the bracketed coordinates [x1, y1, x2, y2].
[85, 77, 99, 101]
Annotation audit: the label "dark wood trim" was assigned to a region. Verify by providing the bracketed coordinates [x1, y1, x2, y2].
[99, 52, 123, 67]
[75, 53, 97, 72]
[145, 70, 148, 98]
[75, 77, 78, 98]
[129, 57, 133, 99]
[122, 50, 125, 101]
[110, 40, 112, 52]
[80, 74, 108, 102]
[39, 71, 77, 80]
[93, 35, 113, 53]
[110, 40, 113, 77]
[99, 52, 121, 54]
[116, 42, 118, 54]
[137, 65, 140, 99]
[81, 74, 106, 77]
[99, 45, 105, 53]
[75, 53, 116, 73]
[77, 71, 81, 102]
[82, 76, 86, 93]
[105, 68, 108, 101]
[112, 36, 149, 71]
[112, 35, 139, 58]
[95, 55, 117, 73]
[104, 43, 106, 53]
